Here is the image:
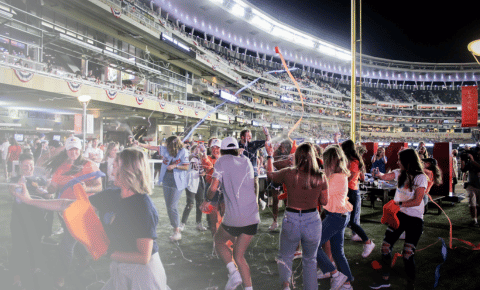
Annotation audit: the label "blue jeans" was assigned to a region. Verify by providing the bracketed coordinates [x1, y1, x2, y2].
[316, 211, 354, 282]
[278, 210, 321, 290]
[348, 189, 369, 241]
[163, 172, 183, 229]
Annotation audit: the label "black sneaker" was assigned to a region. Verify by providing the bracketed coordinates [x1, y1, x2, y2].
[369, 279, 390, 289]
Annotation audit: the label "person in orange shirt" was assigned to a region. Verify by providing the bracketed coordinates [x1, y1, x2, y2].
[339, 136, 375, 258]
[200, 139, 223, 236]
[43, 137, 103, 288]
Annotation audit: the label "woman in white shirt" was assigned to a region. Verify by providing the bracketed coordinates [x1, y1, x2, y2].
[101, 142, 119, 188]
[370, 148, 428, 290]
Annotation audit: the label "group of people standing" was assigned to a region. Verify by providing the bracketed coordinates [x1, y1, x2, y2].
[8, 130, 446, 290]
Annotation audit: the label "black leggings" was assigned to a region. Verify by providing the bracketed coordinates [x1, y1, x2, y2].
[381, 211, 424, 283]
[181, 176, 205, 224]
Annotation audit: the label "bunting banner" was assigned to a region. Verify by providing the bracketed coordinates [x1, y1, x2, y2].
[13, 68, 34, 83]
[159, 101, 166, 110]
[461, 86, 478, 127]
[105, 89, 118, 100]
[67, 81, 82, 92]
[178, 106, 184, 113]
[111, 7, 122, 18]
[135, 96, 145, 105]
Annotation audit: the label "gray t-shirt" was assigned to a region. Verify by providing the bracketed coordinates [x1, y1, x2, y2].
[213, 154, 260, 227]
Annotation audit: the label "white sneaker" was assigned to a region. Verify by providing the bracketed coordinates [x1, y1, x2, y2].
[351, 234, 362, 242]
[169, 232, 182, 242]
[268, 221, 278, 231]
[225, 270, 242, 290]
[196, 222, 207, 231]
[339, 283, 353, 290]
[317, 268, 332, 279]
[362, 241, 375, 258]
[330, 271, 348, 290]
[293, 250, 302, 260]
[259, 199, 266, 210]
[53, 227, 64, 235]
[178, 223, 185, 232]
[399, 232, 406, 240]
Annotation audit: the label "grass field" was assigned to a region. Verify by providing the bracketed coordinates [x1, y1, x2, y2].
[0, 183, 479, 290]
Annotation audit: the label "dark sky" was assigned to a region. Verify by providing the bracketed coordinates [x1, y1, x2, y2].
[247, 0, 480, 63]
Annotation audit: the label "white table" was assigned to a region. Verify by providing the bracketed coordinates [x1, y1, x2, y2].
[148, 159, 163, 189]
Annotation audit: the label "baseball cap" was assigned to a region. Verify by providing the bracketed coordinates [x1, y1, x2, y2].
[210, 139, 221, 148]
[221, 137, 239, 150]
[65, 137, 82, 151]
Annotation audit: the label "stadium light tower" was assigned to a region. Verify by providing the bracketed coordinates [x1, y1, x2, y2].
[468, 39, 480, 65]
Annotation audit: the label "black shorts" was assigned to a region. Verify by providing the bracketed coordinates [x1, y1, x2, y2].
[222, 223, 258, 237]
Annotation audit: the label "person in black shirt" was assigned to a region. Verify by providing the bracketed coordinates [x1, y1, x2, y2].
[238, 127, 271, 209]
[9, 153, 50, 289]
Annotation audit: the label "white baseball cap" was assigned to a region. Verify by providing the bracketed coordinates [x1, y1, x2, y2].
[65, 137, 82, 151]
[221, 137, 239, 150]
[210, 139, 221, 148]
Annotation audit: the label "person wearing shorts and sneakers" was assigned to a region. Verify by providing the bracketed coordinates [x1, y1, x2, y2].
[201, 137, 259, 290]
[370, 149, 428, 290]
[461, 148, 480, 227]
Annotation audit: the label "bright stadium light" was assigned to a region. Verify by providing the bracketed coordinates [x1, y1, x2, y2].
[296, 36, 315, 48]
[272, 26, 294, 41]
[209, 0, 223, 4]
[230, 4, 245, 17]
[251, 15, 272, 32]
[319, 44, 336, 57]
[468, 39, 480, 65]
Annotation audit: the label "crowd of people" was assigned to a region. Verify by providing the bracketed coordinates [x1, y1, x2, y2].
[6, 126, 475, 290]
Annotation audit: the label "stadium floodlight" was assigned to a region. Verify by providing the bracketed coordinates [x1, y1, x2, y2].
[272, 26, 294, 42]
[336, 51, 351, 61]
[318, 44, 336, 57]
[296, 36, 315, 48]
[209, 0, 223, 3]
[468, 39, 480, 56]
[251, 15, 272, 32]
[230, 4, 245, 17]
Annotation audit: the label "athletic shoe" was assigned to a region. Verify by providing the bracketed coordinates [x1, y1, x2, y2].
[259, 199, 267, 211]
[53, 227, 64, 235]
[399, 232, 406, 240]
[225, 270, 242, 290]
[369, 279, 391, 289]
[351, 234, 362, 242]
[268, 221, 278, 231]
[362, 241, 376, 258]
[41, 236, 59, 246]
[196, 222, 207, 231]
[293, 250, 302, 259]
[317, 268, 332, 279]
[339, 283, 353, 290]
[169, 232, 181, 242]
[178, 223, 185, 232]
[330, 271, 348, 290]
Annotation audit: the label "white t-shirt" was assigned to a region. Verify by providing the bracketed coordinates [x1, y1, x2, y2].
[393, 169, 428, 219]
[213, 154, 260, 227]
[1, 141, 10, 160]
[107, 157, 115, 182]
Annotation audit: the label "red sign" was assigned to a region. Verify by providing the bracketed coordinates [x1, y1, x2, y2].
[74, 114, 82, 134]
[461, 86, 478, 127]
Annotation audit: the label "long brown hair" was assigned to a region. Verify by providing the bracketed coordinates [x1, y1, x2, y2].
[166, 136, 184, 157]
[341, 139, 365, 172]
[423, 158, 443, 186]
[398, 149, 425, 191]
[293, 142, 325, 190]
[44, 149, 88, 176]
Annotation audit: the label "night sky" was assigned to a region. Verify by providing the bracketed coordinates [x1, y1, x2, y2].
[247, 0, 480, 63]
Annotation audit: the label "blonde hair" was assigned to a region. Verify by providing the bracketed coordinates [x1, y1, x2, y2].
[116, 147, 152, 195]
[323, 145, 350, 178]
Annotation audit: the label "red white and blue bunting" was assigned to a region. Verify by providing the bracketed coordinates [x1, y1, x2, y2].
[178, 106, 184, 113]
[105, 89, 117, 100]
[13, 68, 34, 83]
[111, 7, 122, 18]
[135, 96, 144, 105]
[159, 101, 166, 109]
[67, 81, 82, 92]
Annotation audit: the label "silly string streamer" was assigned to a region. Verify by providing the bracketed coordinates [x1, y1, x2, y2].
[275, 47, 305, 142]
